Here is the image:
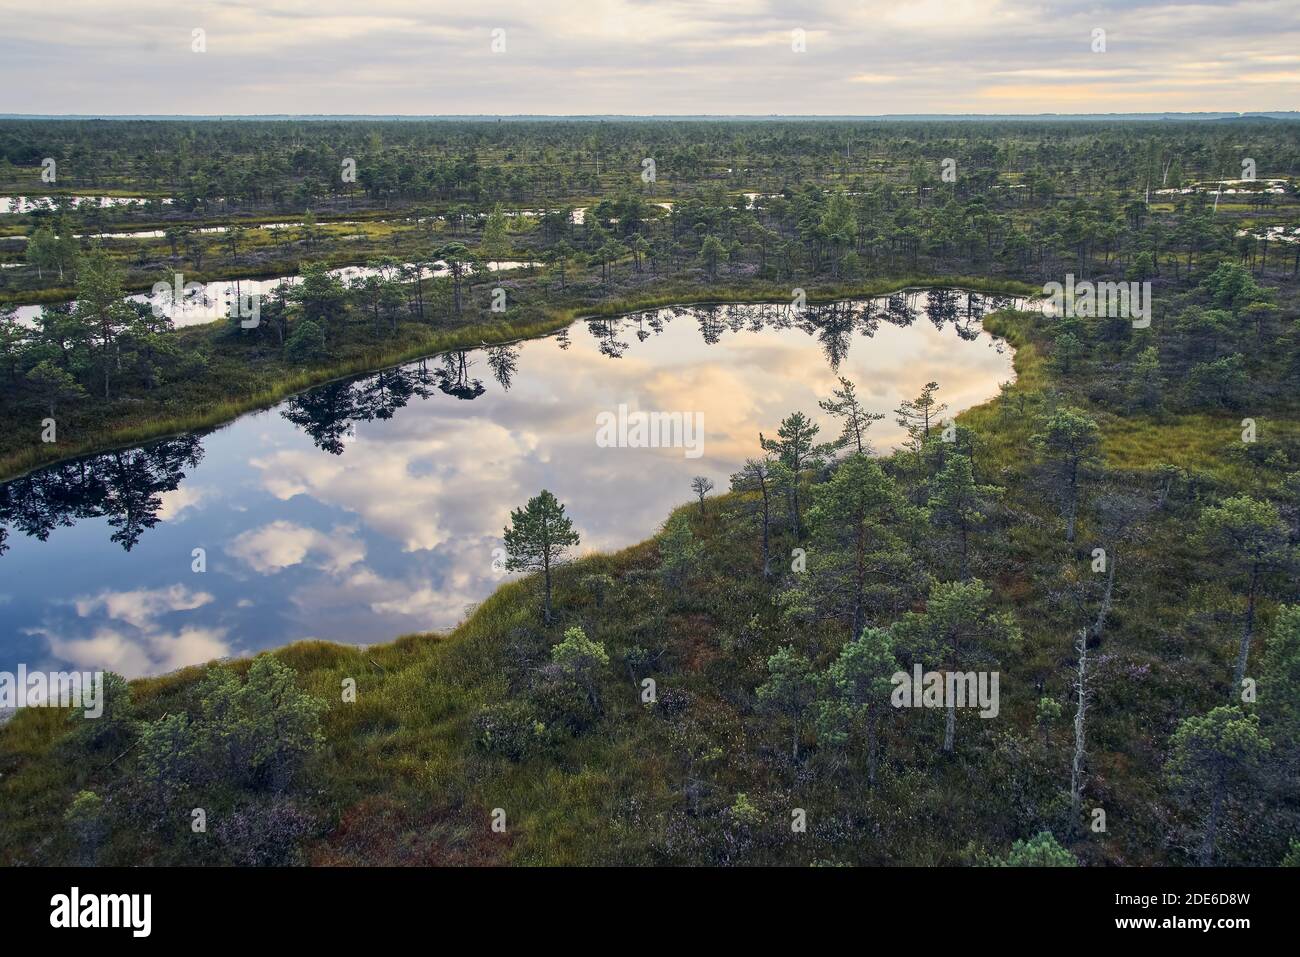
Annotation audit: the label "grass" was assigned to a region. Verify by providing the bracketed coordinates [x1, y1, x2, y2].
[5, 277, 1293, 867]
[0, 541, 678, 866]
[958, 310, 1046, 473]
[0, 273, 1040, 482]
[0, 310, 572, 481]
[1101, 413, 1300, 491]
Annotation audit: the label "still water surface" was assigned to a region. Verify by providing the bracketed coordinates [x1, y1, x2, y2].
[9, 260, 534, 326]
[0, 289, 1023, 678]
[0, 195, 173, 214]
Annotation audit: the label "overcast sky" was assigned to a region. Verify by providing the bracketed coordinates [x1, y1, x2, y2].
[2, 0, 1297, 115]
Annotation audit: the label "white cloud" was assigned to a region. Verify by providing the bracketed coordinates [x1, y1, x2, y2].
[1, 0, 1295, 113]
[73, 584, 214, 629]
[31, 583, 232, 677]
[43, 625, 232, 676]
[227, 520, 366, 575]
[155, 484, 209, 522]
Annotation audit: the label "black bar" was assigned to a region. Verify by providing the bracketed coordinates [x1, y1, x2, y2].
[1, 866, 1286, 942]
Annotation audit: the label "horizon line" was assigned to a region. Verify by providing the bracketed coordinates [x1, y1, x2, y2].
[2, 111, 1298, 122]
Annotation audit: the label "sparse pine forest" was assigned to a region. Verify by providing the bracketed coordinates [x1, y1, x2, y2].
[1, 118, 1299, 868]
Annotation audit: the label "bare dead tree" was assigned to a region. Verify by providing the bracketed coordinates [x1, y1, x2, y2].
[1070, 628, 1090, 834]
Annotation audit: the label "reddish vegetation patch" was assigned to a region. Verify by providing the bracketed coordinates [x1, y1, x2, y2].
[671, 613, 722, 672]
[311, 796, 510, 866]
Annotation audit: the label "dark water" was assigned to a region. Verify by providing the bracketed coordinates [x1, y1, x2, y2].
[0, 289, 1024, 678]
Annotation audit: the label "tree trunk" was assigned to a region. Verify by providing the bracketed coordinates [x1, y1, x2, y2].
[1070, 629, 1088, 834]
[1091, 547, 1117, 643]
[1234, 562, 1260, 687]
[542, 553, 553, 624]
[851, 522, 866, 637]
[866, 714, 879, 786]
[1066, 461, 1080, 543]
[1199, 773, 1223, 867]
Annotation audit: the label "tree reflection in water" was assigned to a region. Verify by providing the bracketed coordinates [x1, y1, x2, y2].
[0, 434, 204, 553]
[0, 290, 1025, 554]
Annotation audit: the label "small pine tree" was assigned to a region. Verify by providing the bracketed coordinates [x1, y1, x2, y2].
[819, 376, 885, 455]
[285, 318, 327, 364]
[660, 513, 702, 590]
[996, 831, 1078, 867]
[895, 381, 948, 444]
[690, 476, 714, 515]
[1166, 706, 1270, 866]
[503, 489, 580, 623]
[1032, 407, 1101, 543]
[551, 626, 609, 708]
[758, 645, 817, 760]
[817, 626, 899, 785]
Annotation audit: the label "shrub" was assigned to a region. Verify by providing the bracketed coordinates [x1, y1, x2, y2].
[63, 790, 107, 865]
[214, 801, 315, 866]
[197, 656, 326, 791]
[473, 701, 551, 762]
[285, 318, 327, 363]
[995, 831, 1078, 867]
[65, 671, 134, 754]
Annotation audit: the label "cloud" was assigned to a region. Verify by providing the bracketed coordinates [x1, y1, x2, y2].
[29, 583, 231, 677]
[43, 625, 232, 676]
[227, 520, 366, 575]
[285, 561, 486, 632]
[73, 584, 214, 629]
[156, 484, 209, 521]
[248, 422, 527, 553]
[1, 0, 1295, 113]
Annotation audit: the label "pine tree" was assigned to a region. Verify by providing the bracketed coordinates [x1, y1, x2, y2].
[1196, 495, 1293, 687]
[551, 626, 609, 708]
[1032, 407, 1101, 543]
[481, 204, 509, 267]
[807, 453, 907, 636]
[72, 249, 132, 399]
[659, 513, 701, 590]
[1166, 706, 1270, 866]
[895, 381, 948, 444]
[995, 831, 1077, 867]
[892, 579, 1021, 753]
[819, 376, 885, 455]
[760, 412, 837, 537]
[1259, 605, 1300, 749]
[757, 645, 817, 760]
[817, 626, 899, 786]
[690, 476, 714, 516]
[927, 453, 999, 581]
[503, 489, 581, 624]
[731, 457, 776, 576]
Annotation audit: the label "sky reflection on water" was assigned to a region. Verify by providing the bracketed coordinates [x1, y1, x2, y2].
[0, 289, 1021, 679]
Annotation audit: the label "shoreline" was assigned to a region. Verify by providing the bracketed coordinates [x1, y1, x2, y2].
[0, 275, 1040, 483]
[3, 303, 1034, 693]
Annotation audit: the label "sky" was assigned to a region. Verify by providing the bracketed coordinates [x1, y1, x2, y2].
[1, 0, 1297, 116]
